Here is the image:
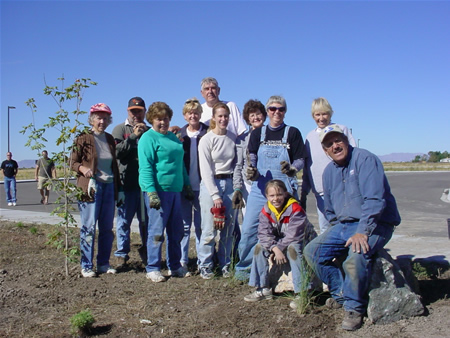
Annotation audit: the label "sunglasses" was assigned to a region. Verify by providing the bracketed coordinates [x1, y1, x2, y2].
[267, 106, 286, 113]
[323, 138, 344, 149]
[185, 99, 199, 104]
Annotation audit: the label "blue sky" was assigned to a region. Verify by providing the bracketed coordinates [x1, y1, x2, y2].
[1, 0, 449, 161]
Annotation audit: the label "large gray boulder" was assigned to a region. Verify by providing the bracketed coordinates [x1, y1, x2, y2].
[367, 249, 424, 324]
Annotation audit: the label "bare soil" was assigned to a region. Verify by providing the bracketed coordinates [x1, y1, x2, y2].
[1, 221, 450, 337]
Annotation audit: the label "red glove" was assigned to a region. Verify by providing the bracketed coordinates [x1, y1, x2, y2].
[210, 206, 226, 230]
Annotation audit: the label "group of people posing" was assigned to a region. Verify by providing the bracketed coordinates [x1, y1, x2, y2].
[69, 77, 401, 331]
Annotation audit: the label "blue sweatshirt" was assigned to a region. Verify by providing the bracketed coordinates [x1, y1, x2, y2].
[323, 146, 401, 236]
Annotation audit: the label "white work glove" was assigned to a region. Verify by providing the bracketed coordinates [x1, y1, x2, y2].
[88, 178, 97, 198]
[117, 191, 125, 207]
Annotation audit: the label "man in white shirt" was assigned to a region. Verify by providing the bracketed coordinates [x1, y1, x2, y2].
[200, 77, 247, 136]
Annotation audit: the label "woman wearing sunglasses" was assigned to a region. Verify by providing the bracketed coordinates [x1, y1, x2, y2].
[235, 95, 306, 282]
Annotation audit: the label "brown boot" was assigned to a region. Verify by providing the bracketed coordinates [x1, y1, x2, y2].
[341, 311, 363, 331]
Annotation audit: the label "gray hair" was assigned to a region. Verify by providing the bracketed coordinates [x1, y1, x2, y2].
[88, 113, 113, 127]
[200, 77, 219, 90]
[265, 95, 287, 111]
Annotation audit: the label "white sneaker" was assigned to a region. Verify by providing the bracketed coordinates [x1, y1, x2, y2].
[8, 202, 12, 206]
[81, 268, 96, 278]
[146, 271, 166, 282]
[244, 288, 273, 302]
[97, 265, 117, 274]
[12, 202, 16, 206]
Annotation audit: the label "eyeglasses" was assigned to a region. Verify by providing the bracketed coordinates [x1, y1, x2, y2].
[185, 99, 199, 104]
[267, 106, 286, 113]
[323, 138, 344, 149]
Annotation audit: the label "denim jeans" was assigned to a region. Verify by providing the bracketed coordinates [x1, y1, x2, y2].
[304, 222, 394, 313]
[114, 190, 148, 260]
[145, 191, 183, 273]
[180, 191, 201, 265]
[198, 178, 235, 269]
[4, 176, 17, 203]
[249, 243, 308, 293]
[314, 193, 331, 234]
[78, 181, 115, 270]
[235, 126, 298, 281]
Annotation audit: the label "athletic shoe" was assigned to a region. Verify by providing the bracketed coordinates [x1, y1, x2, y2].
[170, 266, 188, 278]
[81, 268, 96, 278]
[8, 203, 12, 206]
[97, 265, 117, 274]
[244, 288, 273, 302]
[146, 271, 166, 283]
[12, 202, 16, 206]
[115, 256, 128, 269]
[325, 297, 343, 309]
[221, 265, 231, 278]
[200, 267, 214, 280]
[342, 311, 363, 331]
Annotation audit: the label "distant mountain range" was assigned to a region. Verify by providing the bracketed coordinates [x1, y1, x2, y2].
[17, 153, 425, 168]
[376, 153, 425, 162]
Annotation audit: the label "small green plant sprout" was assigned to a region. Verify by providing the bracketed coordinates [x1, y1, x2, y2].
[290, 258, 316, 315]
[29, 226, 38, 235]
[21, 76, 97, 276]
[70, 309, 95, 336]
[16, 222, 24, 228]
[412, 262, 433, 279]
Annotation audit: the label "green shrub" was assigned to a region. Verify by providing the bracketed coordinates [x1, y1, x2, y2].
[70, 309, 95, 336]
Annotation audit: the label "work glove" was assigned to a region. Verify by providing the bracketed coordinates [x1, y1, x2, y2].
[183, 185, 195, 201]
[147, 191, 161, 210]
[117, 191, 125, 207]
[232, 190, 245, 209]
[246, 166, 260, 181]
[210, 206, 226, 230]
[88, 178, 97, 198]
[280, 161, 297, 177]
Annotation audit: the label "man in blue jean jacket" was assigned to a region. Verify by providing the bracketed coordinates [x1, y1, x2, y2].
[304, 124, 401, 331]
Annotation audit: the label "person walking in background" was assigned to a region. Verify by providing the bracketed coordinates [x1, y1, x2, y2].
[235, 95, 306, 282]
[112, 97, 149, 268]
[179, 98, 208, 274]
[71, 103, 123, 278]
[197, 102, 237, 279]
[302, 98, 356, 234]
[199, 77, 247, 137]
[304, 124, 400, 331]
[35, 150, 56, 205]
[1, 152, 19, 206]
[138, 101, 194, 283]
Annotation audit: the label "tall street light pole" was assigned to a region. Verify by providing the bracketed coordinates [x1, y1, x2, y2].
[7, 106, 16, 152]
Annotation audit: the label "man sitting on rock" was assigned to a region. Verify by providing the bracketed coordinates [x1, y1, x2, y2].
[304, 124, 401, 331]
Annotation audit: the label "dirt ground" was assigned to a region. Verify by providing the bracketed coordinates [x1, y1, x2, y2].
[1, 221, 450, 337]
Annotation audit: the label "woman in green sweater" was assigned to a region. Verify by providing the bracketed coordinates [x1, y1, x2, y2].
[138, 102, 194, 282]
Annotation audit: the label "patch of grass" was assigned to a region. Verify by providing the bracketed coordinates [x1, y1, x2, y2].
[70, 309, 95, 336]
[29, 226, 38, 235]
[16, 222, 24, 228]
[413, 262, 433, 279]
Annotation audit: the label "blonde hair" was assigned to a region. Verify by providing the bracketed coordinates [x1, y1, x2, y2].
[209, 102, 230, 130]
[183, 97, 203, 116]
[264, 179, 288, 196]
[311, 97, 334, 117]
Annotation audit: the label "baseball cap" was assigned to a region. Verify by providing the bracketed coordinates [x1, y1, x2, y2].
[319, 124, 344, 143]
[128, 97, 146, 110]
[90, 103, 112, 115]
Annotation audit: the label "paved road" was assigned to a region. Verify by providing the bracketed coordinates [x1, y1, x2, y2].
[1, 172, 449, 263]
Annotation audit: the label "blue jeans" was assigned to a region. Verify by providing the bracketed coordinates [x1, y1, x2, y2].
[198, 178, 235, 269]
[180, 191, 201, 265]
[304, 222, 394, 314]
[4, 176, 17, 203]
[114, 190, 148, 260]
[145, 191, 183, 273]
[249, 243, 308, 293]
[314, 193, 331, 234]
[78, 181, 115, 270]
